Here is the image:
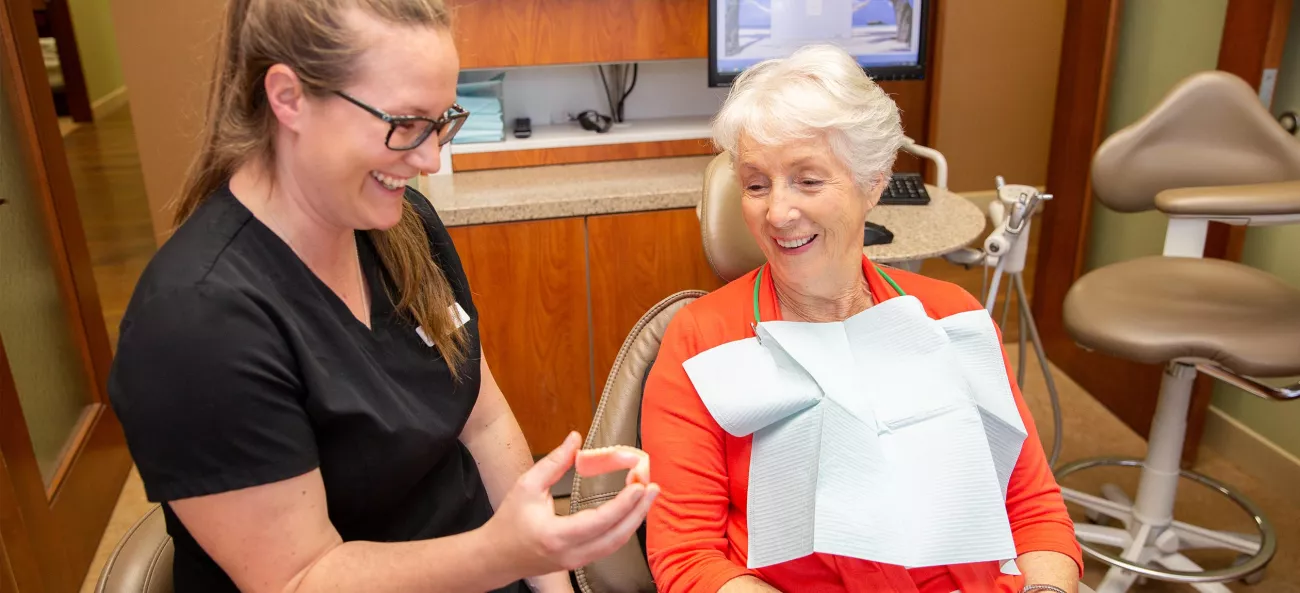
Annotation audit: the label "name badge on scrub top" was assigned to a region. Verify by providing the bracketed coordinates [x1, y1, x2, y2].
[415, 302, 471, 347]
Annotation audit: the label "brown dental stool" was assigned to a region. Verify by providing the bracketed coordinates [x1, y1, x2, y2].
[1055, 70, 1300, 593]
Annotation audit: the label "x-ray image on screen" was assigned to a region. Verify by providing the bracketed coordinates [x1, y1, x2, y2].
[711, 0, 925, 85]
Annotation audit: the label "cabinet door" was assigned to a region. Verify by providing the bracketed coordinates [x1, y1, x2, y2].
[588, 209, 724, 390]
[448, 0, 707, 69]
[447, 218, 593, 454]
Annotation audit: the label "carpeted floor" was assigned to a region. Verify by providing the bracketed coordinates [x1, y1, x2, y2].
[79, 345, 1300, 592]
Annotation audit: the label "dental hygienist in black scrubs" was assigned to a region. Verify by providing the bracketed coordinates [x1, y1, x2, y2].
[107, 1, 657, 591]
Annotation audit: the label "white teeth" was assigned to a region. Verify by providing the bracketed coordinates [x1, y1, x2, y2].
[777, 236, 814, 249]
[370, 170, 405, 191]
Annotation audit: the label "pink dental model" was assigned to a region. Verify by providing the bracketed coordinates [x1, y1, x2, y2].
[575, 445, 651, 486]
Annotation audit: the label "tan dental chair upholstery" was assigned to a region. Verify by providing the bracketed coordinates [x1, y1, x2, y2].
[570, 152, 769, 592]
[1057, 70, 1300, 591]
[1066, 70, 1300, 372]
[94, 505, 174, 593]
[571, 290, 706, 593]
[1090, 70, 1300, 213]
[1065, 255, 1300, 376]
[700, 153, 765, 282]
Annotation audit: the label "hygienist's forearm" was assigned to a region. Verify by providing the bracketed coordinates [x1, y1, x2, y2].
[463, 411, 574, 592]
[1017, 551, 1079, 593]
[461, 394, 571, 592]
[464, 410, 534, 508]
[719, 576, 781, 592]
[289, 527, 517, 593]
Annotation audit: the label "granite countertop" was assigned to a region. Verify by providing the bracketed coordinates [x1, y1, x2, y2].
[421, 155, 987, 263]
[421, 156, 714, 226]
[865, 188, 986, 263]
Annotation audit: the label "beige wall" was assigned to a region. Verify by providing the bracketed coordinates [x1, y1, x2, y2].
[67, 0, 125, 104]
[1210, 0, 1300, 458]
[928, 0, 1066, 193]
[1084, 0, 1229, 272]
[108, 0, 224, 244]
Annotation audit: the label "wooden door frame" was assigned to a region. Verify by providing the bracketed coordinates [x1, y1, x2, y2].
[32, 0, 93, 122]
[1, 0, 132, 587]
[0, 338, 66, 592]
[1032, 0, 1292, 463]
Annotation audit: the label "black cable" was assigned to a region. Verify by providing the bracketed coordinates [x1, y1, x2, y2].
[618, 64, 638, 122]
[597, 65, 617, 121]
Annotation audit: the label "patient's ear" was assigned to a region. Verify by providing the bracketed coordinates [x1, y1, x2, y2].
[864, 172, 888, 208]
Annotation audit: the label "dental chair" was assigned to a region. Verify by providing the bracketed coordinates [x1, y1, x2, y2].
[1054, 70, 1300, 592]
[570, 150, 767, 592]
[572, 152, 1101, 593]
[94, 505, 173, 593]
[570, 150, 772, 592]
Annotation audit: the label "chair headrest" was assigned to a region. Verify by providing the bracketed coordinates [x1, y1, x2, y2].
[700, 152, 767, 283]
[1092, 70, 1300, 213]
[95, 505, 174, 593]
[572, 290, 704, 593]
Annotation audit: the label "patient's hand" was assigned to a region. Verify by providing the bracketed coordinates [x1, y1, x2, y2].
[575, 445, 651, 486]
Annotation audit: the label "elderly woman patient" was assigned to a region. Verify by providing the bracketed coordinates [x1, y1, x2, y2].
[640, 45, 1082, 593]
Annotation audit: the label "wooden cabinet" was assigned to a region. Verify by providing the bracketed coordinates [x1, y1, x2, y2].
[588, 209, 723, 389]
[447, 218, 593, 453]
[448, 0, 708, 69]
[447, 208, 723, 454]
[452, 139, 717, 172]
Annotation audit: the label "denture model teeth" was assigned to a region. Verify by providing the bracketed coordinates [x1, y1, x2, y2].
[575, 445, 651, 486]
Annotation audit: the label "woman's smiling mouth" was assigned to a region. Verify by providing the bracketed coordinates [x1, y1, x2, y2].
[774, 234, 817, 250]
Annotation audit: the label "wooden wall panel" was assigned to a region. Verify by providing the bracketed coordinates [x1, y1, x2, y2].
[881, 80, 931, 175]
[0, 338, 64, 592]
[0, 432, 46, 593]
[3, 0, 132, 583]
[926, 0, 1068, 192]
[1207, 0, 1293, 263]
[588, 209, 724, 390]
[447, 218, 593, 453]
[1032, 0, 1140, 447]
[448, 0, 708, 69]
[452, 139, 717, 172]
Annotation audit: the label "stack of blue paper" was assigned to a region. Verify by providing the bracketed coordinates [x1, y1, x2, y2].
[453, 73, 505, 145]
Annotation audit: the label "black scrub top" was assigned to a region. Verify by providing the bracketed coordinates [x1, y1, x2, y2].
[108, 185, 527, 593]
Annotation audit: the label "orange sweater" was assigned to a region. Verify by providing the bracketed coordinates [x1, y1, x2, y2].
[641, 258, 1082, 593]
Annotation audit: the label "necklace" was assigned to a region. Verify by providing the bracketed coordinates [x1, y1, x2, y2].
[262, 195, 370, 327]
[354, 240, 371, 327]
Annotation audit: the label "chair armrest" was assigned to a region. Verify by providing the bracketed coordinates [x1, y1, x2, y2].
[1155, 180, 1300, 221]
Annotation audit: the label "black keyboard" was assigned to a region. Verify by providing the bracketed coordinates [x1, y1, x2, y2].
[879, 172, 931, 206]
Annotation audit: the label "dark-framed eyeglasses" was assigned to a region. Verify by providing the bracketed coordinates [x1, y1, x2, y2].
[334, 90, 469, 150]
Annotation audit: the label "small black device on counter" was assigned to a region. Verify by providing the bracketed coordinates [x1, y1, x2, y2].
[879, 172, 931, 206]
[513, 118, 532, 139]
[864, 221, 894, 246]
[577, 110, 613, 133]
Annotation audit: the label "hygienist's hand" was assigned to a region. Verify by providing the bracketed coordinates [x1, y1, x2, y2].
[482, 431, 660, 579]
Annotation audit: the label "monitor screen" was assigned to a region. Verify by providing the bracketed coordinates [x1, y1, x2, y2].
[709, 0, 928, 87]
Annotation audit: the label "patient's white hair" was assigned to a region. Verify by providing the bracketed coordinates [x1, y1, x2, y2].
[713, 44, 904, 191]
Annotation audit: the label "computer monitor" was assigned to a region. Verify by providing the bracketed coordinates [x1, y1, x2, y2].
[708, 0, 928, 87]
